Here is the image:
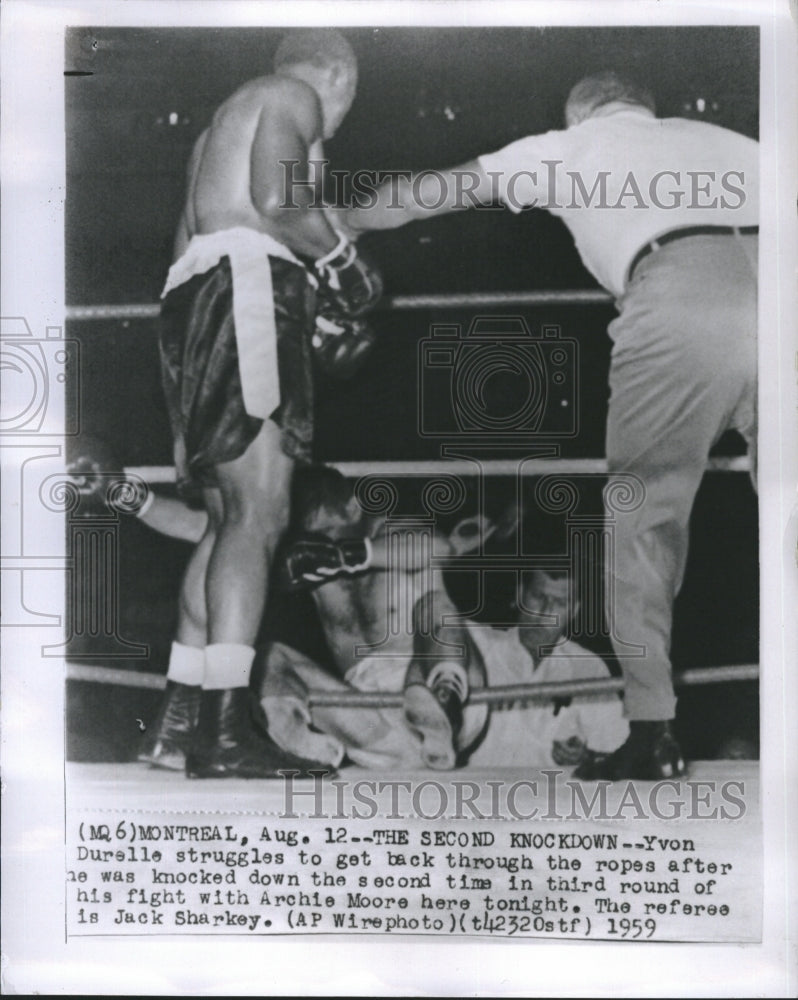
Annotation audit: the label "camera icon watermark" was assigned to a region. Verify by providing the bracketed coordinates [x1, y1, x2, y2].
[418, 316, 578, 440]
[0, 317, 80, 435]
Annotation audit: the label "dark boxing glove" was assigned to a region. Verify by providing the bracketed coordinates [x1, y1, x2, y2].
[283, 532, 373, 590]
[314, 234, 383, 317]
[312, 298, 377, 379]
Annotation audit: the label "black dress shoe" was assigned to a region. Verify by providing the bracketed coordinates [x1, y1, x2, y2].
[186, 688, 334, 779]
[573, 720, 686, 781]
[138, 681, 201, 771]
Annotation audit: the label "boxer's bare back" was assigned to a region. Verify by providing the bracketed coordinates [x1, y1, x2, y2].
[149, 33, 363, 779]
[175, 75, 333, 259]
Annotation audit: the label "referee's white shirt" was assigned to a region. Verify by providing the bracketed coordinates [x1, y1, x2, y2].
[477, 106, 759, 297]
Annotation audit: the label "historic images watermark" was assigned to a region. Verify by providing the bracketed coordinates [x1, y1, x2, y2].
[279, 160, 751, 212]
[280, 771, 749, 822]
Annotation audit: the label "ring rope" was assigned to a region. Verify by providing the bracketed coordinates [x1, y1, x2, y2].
[66, 289, 614, 322]
[65, 661, 759, 705]
[125, 455, 750, 485]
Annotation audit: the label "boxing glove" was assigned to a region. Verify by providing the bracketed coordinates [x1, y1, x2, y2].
[314, 234, 383, 317]
[312, 297, 377, 379]
[283, 532, 372, 589]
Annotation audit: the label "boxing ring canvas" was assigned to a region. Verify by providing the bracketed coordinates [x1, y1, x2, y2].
[1, 3, 796, 997]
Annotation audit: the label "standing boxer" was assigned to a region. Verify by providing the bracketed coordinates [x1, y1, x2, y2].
[142, 29, 382, 778]
[343, 71, 759, 779]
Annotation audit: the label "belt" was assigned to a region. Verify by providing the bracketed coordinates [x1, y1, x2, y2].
[627, 224, 759, 283]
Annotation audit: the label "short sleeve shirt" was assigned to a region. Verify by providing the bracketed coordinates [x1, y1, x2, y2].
[477, 109, 759, 297]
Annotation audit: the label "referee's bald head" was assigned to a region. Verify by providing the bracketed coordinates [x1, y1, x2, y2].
[565, 71, 656, 127]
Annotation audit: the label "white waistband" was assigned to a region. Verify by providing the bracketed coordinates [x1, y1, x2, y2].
[160, 228, 308, 421]
[161, 227, 303, 298]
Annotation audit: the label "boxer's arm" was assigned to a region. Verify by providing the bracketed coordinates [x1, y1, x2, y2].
[173, 131, 205, 261]
[359, 525, 452, 572]
[286, 510, 513, 587]
[173, 210, 191, 261]
[364, 514, 501, 570]
[282, 528, 448, 587]
[344, 158, 496, 233]
[67, 454, 208, 543]
[285, 511, 503, 588]
[249, 81, 342, 258]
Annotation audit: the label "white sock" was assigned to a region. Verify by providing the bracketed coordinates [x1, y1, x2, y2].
[204, 644, 255, 690]
[166, 641, 204, 686]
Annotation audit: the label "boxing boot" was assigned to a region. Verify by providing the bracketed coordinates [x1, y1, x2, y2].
[573, 720, 686, 781]
[404, 661, 469, 770]
[186, 687, 333, 779]
[138, 681, 201, 771]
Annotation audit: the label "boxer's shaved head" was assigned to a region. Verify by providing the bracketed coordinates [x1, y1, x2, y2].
[274, 29, 356, 75]
[565, 71, 655, 127]
[274, 29, 357, 139]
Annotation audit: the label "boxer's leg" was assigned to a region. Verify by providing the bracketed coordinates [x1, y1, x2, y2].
[188, 421, 330, 778]
[404, 590, 488, 770]
[174, 487, 222, 647]
[205, 420, 292, 646]
[139, 489, 222, 770]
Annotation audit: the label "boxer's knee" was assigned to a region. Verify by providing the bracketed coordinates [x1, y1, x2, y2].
[217, 474, 291, 555]
[216, 427, 293, 549]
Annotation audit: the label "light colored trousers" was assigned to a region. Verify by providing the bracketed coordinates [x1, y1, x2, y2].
[605, 233, 757, 720]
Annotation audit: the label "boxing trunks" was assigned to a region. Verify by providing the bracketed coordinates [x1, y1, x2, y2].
[159, 227, 315, 496]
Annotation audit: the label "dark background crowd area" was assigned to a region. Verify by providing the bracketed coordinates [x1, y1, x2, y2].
[64, 25, 760, 764]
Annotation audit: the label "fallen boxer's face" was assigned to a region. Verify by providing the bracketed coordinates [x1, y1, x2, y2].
[304, 495, 365, 540]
